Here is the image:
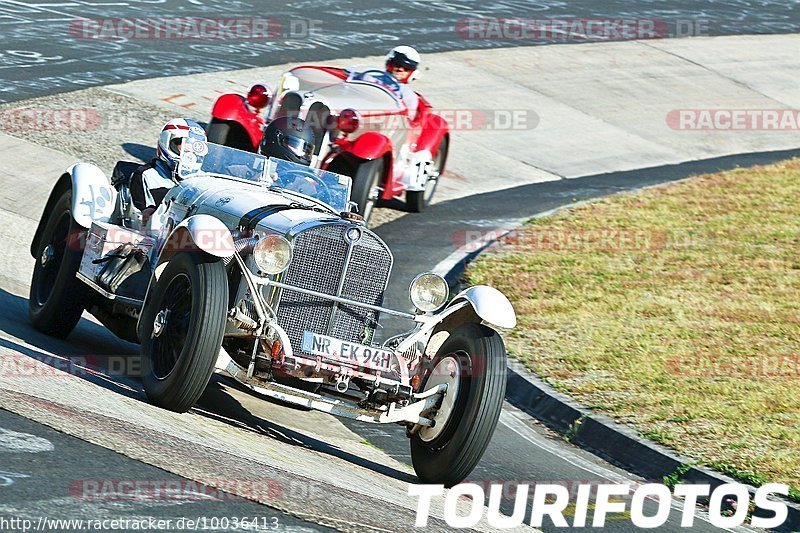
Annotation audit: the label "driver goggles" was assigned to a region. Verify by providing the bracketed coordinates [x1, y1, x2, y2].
[281, 135, 314, 159]
[387, 53, 418, 71]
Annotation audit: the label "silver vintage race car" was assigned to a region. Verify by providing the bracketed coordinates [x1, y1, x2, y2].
[28, 139, 516, 486]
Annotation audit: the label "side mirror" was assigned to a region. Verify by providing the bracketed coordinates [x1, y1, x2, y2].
[246, 84, 272, 110]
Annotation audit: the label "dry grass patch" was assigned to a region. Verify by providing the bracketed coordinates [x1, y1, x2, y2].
[468, 159, 800, 499]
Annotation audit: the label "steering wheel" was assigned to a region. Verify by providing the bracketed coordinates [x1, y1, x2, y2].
[277, 169, 334, 207]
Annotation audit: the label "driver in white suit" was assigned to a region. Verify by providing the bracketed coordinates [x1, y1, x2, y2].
[384, 45, 421, 120]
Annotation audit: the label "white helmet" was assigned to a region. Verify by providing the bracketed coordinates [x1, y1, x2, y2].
[157, 118, 206, 170]
[385, 45, 421, 82]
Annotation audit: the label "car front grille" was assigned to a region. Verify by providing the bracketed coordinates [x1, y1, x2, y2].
[274, 223, 392, 356]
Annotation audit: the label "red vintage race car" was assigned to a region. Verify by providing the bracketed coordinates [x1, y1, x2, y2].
[207, 65, 450, 222]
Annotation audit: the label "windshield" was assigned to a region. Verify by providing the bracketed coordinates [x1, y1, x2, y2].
[347, 69, 402, 98]
[266, 157, 352, 213]
[178, 141, 352, 212]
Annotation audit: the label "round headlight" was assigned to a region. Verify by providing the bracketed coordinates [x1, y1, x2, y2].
[253, 234, 292, 275]
[409, 272, 449, 312]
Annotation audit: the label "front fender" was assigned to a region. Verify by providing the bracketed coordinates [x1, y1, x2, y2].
[156, 215, 235, 271]
[69, 163, 116, 229]
[394, 285, 516, 356]
[345, 131, 393, 161]
[211, 93, 252, 123]
[211, 93, 264, 148]
[30, 164, 115, 257]
[449, 285, 516, 329]
[416, 112, 449, 155]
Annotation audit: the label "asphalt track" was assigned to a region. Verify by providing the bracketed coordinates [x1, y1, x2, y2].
[1, 0, 800, 103]
[0, 408, 332, 532]
[0, 1, 797, 532]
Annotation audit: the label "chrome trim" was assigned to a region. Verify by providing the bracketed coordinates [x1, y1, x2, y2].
[326, 230, 356, 334]
[76, 272, 144, 308]
[254, 278, 416, 320]
[216, 349, 437, 425]
[393, 301, 471, 354]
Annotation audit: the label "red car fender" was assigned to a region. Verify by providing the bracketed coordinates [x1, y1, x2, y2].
[329, 133, 395, 200]
[414, 107, 450, 156]
[210, 93, 263, 149]
[343, 131, 393, 161]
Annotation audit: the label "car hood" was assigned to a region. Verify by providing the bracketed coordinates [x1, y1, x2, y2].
[170, 175, 340, 235]
[311, 83, 404, 116]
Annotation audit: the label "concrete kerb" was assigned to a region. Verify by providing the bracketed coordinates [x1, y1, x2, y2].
[504, 362, 800, 532]
[438, 157, 800, 533]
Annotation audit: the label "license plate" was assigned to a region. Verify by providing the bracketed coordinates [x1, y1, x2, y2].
[301, 331, 393, 373]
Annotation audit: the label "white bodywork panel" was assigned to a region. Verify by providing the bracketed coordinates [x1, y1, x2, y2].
[68, 163, 117, 228]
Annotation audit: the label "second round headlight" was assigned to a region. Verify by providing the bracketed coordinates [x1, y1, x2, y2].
[253, 234, 292, 275]
[409, 272, 449, 312]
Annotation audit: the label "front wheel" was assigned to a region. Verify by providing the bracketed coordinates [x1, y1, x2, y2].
[140, 252, 229, 413]
[407, 136, 448, 213]
[28, 189, 88, 338]
[410, 323, 507, 487]
[351, 158, 384, 224]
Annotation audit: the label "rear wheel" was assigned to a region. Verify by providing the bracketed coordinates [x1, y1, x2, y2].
[140, 252, 228, 413]
[28, 189, 87, 338]
[410, 323, 507, 487]
[351, 158, 384, 224]
[407, 136, 448, 213]
[206, 119, 256, 152]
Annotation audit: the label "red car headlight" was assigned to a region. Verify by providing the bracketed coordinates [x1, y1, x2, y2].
[337, 108, 360, 134]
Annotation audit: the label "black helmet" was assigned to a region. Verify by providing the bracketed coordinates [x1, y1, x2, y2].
[260, 116, 315, 166]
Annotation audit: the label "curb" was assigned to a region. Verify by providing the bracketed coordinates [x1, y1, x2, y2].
[504, 361, 800, 531]
[440, 172, 800, 532]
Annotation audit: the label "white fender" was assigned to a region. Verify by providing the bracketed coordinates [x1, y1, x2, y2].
[67, 163, 116, 228]
[449, 285, 516, 329]
[161, 214, 235, 261]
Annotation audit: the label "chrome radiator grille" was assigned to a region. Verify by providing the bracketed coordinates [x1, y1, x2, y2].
[275, 224, 392, 355]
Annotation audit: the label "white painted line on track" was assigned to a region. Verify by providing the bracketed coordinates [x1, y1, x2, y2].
[0, 427, 54, 453]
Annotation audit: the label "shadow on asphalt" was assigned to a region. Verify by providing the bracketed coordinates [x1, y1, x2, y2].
[195, 378, 418, 484]
[121, 142, 156, 163]
[0, 286, 414, 484]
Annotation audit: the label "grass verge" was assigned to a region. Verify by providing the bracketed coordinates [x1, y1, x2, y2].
[467, 159, 800, 498]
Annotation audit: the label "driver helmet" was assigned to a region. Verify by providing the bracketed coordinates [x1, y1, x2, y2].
[385, 45, 420, 83]
[260, 116, 315, 166]
[157, 118, 206, 171]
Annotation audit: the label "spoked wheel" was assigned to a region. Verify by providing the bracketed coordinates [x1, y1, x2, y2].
[29, 189, 87, 338]
[140, 252, 228, 413]
[150, 273, 192, 380]
[407, 136, 448, 213]
[351, 158, 384, 225]
[410, 322, 507, 487]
